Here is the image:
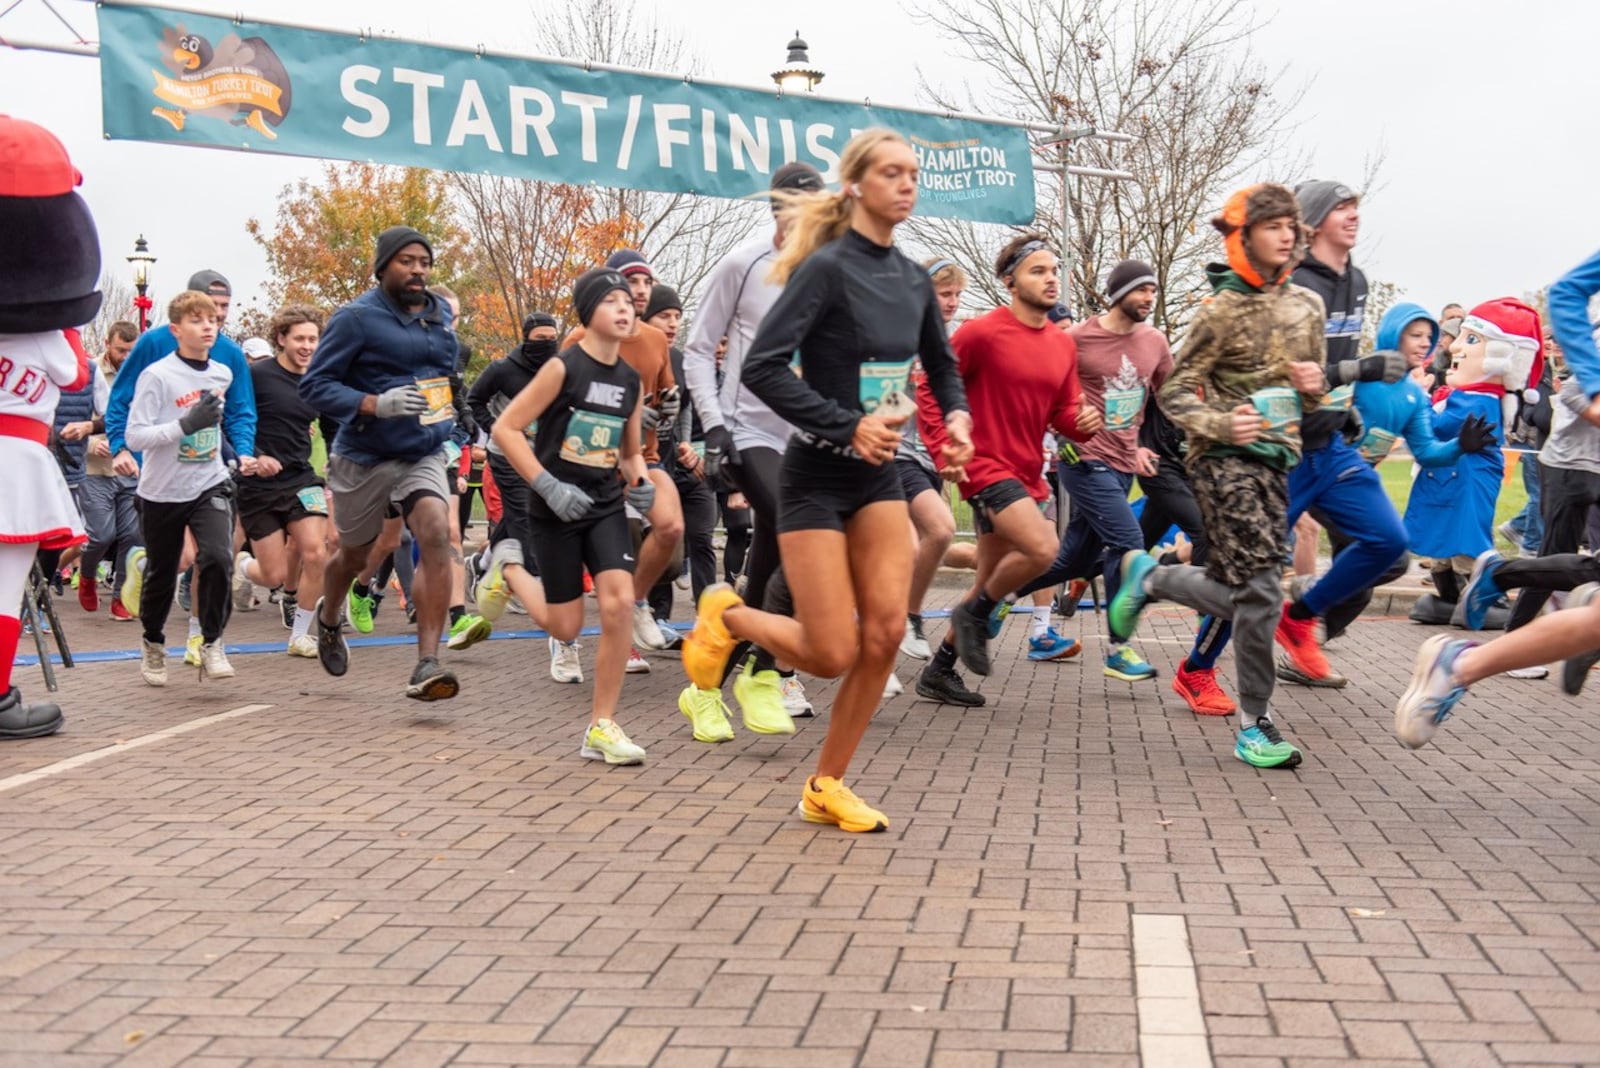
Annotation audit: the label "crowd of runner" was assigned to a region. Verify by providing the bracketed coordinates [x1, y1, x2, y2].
[13, 125, 1600, 835]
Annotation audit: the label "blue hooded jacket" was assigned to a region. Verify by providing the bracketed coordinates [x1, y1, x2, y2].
[298, 287, 459, 466]
[1352, 303, 1460, 468]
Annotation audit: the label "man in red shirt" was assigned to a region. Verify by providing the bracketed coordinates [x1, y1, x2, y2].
[916, 234, 1101, 705]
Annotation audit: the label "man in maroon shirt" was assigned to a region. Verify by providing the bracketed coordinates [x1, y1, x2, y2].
[1012, 259, 1172, 682]
[915, 234, 1101, 706]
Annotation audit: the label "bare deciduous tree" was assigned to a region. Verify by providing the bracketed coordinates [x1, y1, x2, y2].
[527, 0, 762, 312]
[81, 271, 139, 355]
[906, 0, 1300, 333]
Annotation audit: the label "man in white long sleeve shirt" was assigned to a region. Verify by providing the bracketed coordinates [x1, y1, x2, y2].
[675, 162, 823, 742]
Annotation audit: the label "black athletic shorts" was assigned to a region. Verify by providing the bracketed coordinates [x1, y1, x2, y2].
[968, 477, 1032, 535]
[777, 446, 904, 535]
[895, 458, 943, 502]
[237, 477, 328, 542]
[529, 506, 634, 604]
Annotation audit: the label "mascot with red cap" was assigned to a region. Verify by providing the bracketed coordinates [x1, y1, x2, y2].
[1406, 297, 1545, 624]
[0, 114, 102, 739]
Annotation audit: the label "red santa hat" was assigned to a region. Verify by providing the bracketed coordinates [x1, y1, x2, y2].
[1461, 297, 1544, 392]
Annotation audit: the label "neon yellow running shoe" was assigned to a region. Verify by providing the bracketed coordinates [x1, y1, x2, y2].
[678, 684, 735, 743]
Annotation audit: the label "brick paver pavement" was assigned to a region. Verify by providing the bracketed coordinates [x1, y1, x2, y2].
[1, 586, 1597, 1066]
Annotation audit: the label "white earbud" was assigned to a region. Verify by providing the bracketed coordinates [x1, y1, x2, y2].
[848, 184, 862, 199]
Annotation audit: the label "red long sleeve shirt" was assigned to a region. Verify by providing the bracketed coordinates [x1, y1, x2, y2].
[916, 306, 1089, 501]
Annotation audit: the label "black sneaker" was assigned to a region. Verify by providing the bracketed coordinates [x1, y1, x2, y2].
[949, 600, 993, 676]
[406, 656, 459, 701]
[915, 663, 986, 707]
[314, 596, 348, 677]
[405, 604, 418, 627]
[0, 685, 63, 739]
[279, 592, 297, 630]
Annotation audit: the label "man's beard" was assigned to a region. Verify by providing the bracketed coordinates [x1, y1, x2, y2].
[395, 284, 426, 308]
[1118, 297, 1152, 324]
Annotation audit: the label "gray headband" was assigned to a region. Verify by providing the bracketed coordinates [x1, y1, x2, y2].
[999, 240, 1053, 279]
[927, 258, 957, 278]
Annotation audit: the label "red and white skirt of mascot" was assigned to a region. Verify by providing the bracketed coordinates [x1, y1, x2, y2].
[0, 114, 105, 739]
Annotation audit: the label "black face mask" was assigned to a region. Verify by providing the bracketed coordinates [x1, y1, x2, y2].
[518, 338, 559, 371]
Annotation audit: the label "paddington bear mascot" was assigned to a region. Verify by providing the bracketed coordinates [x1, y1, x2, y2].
[0, 114, 102, 738]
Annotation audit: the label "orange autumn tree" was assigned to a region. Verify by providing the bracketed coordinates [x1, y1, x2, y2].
[246, 162, 466, 312]
[451, 175, 642, 364]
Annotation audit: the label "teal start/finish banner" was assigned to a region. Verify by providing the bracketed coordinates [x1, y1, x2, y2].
[97, 2, 1038, 224]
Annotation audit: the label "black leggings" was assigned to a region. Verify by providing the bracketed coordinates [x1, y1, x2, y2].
[138, 482, 234, 644]
[1138, 459, 1210, 566]
[720, 493, 750, 582]
[730, 445, 784, 612]
[1508, 463, 1600, 630]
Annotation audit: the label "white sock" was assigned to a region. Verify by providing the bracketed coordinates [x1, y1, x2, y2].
[187, 616, 202, 640]
[291, 606, 314, 641]
[1031, 605, 1051, 638]
[239, 552, 256, 585]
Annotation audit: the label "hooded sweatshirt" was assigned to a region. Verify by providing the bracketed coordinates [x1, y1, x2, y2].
[1292, 252, 1369, 451]
[1351, 303, 1461, 468]
[1158, 247, 1325, 471]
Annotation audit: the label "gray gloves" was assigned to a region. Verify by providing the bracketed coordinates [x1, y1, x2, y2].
[374, 384, 429, 419]
[1334, 350, 1407, 386]
[178, 391, 223, 434]
[657, 387, 681, 424]
[703, 425, 738, 486]
[625, 478, 656, 514]
[640, 404, 661, 433]
[532, 470, 593, 522]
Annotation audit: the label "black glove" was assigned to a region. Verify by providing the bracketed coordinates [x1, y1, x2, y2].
[1457, 413, 1493, 454]
[703, 425, 739, 487]
[179, 391, 224, 434]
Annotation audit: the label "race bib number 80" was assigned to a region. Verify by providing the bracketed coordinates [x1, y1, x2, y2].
[561, 410, 626, 468]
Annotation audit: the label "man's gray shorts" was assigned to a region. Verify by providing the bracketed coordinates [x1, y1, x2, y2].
[327, 452, 450, 546]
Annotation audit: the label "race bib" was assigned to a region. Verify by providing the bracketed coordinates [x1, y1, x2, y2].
[560, 409, 626, 468]
[443, 440, 462, 466]
[295, 485, 329, 515]
[416, 376, 454, 426]
[860, 358, 915, 420]
[178, 425, 220, 464]
[688, 441, 705, 459]
[1356, 427, 1398, 465]
[1323, 383, 1355, 411]
[1104, 385, 1145, 432]
[1249, 386, 1301, 436]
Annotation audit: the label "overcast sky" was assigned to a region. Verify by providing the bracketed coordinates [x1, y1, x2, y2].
[4, 0, 1598, 329]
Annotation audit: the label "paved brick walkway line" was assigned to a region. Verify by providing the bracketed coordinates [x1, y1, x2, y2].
[0, 594, 1598, 1065]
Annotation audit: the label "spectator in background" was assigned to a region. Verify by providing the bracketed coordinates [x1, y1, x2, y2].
[78, 321, 142, 619]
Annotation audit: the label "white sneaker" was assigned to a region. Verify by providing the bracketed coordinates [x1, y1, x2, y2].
[780, 674, 814, 718]
[626, 647, 652, 674]
[580, 718, 646, 765]
[287, 634, 318, 658]
[675, 572, 691, 591]
[883, 672, 904, 700]
[140, 638, 167, 687]
[198, 641, 235, 679]
[631, 601, 669, 650]
[231, 551, 258, 612]
[1506, 665, 1550, 679]
[549, 637, 583, 684]
[900, 616, 931, 660]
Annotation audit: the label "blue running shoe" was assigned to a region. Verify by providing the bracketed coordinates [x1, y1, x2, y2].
[1457, 549, 1504, 631]
[1105, 645, 1157, 681]
[1108, 551, 1158, 642]
[1027, 628, 1081, 661]
[1394, 635, 1473, 749]
[987, 599, 1011, 639]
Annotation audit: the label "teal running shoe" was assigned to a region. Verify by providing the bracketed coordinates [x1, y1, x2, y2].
[1108, 551, 1158, 642]
[1104, 645, 1157, 681]
[1235, 717, 1303, 768]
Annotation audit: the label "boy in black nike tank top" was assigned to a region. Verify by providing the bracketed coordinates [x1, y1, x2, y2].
[491, 268, 655, 766]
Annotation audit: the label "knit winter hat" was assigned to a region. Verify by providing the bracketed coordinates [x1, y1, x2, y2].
[0, 114, 101, 332]
[1463, 298, 1545, 391]
[605, 249, 654, 279]
[572, 267, 632, 327]
[521, 311, 557, 336]
[372, 226, 433, 279]
[1104, 259, 1157, 306]
[1047, 303, 1074, 324]
[643, 283, 682, 322]
[1294, 179, 1358, 230]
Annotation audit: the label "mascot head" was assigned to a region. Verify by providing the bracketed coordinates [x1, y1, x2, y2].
[0, 115, 101, 334]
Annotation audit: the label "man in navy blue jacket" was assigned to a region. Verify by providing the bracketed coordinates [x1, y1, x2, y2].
[299, 226, 462, 702]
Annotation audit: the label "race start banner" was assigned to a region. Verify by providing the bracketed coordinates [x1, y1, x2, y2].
[97, 2, 1037, 225]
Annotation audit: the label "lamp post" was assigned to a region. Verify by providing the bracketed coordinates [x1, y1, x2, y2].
[771, 32, 824, 93]
[127, 235, 156, 332]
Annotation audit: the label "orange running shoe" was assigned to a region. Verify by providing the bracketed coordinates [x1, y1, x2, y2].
[681, 583, 743, 690]
[1172, 662, 1236, 715]
[797, 775, 888, 833]
[1274, 604, 1335, 682]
